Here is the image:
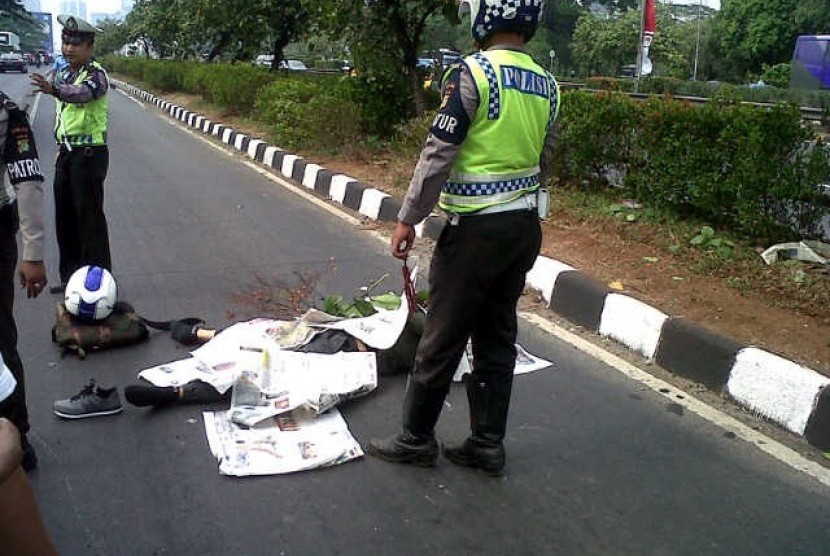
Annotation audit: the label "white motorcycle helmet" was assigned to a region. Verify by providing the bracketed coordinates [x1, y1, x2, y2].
[458, 0, 545, 45]
[64, 265, 118, 322]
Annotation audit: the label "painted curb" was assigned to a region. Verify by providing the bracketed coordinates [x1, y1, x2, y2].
[113, 79, 830, 451]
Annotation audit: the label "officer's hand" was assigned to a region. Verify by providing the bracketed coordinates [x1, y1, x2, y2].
[0, 418, 22, 483]
[30, 73, 53, 95]
[391, 222, 416, 260]
[19, 261, 47, 299]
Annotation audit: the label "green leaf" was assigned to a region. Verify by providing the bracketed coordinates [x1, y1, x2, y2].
[323, 295, 346, 316]
[701, 226, 715, 238]
[353, 298, 377, 317]
[369, 292, 402, 310]
[690, 235, 706, 246]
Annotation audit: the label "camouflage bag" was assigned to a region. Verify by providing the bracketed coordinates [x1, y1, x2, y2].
[52, 301, 149, 359]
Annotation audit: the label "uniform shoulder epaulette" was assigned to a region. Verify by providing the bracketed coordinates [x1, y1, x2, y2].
[440, 62, 465, 88]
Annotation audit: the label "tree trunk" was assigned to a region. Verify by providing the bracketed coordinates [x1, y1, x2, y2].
[408, 66, 427, 116]
[270, 36, 290, 72]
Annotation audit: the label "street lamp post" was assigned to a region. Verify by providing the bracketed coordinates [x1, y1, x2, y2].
[693, 0, 702, 81]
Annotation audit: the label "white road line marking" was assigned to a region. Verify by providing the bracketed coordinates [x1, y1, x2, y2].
[520, 311, 830, 489]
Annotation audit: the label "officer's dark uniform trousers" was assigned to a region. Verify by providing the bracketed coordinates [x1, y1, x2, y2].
[404, 208, 542, 443]
[0, 202, 29, 434]
[54, 144, 111, 283]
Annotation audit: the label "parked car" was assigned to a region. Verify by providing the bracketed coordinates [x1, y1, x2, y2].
[416, 57, 436, 70]
[279, 59, 308, 72]
[0, 51, 26, 73]
[254, 54, 274, 68]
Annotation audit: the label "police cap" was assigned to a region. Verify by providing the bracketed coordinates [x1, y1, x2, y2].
[57, 14, 100, 36]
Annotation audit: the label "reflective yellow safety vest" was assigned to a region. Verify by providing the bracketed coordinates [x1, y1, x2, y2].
[439, 50, 559, 214]
[55, 60, 109, 148]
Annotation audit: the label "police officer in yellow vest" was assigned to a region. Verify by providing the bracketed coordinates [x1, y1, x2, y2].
[30, 15, 111, 292]
[367, 0, 559, 475]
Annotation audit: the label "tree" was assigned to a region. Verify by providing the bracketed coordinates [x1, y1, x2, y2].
[712, 0, 798, 80]
[571, 3, 707, 79]
[255, 0, 308, 70]
[793, 0, 830, 35]
[126, 0, 189, 58]
[318, 0, 458, 116]
[0, 0, 48, 51]
[96, 18, 129, 56]
[588, 0, 639, 16]
[541, 0, 585, 75]
[126, 0, 310, 63]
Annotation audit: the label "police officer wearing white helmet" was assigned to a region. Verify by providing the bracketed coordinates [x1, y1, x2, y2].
[368, 0, 559, 475]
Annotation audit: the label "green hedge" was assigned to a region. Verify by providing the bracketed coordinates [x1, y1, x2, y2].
[104, 57, 363, 150]
[552, 91, 830, 242]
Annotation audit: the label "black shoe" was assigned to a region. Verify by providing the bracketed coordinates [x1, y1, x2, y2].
[442, 438, 505, 476]
[21, 435, 38, 472]
[49, 283, 66, 294]
[367, 432, 438, 467]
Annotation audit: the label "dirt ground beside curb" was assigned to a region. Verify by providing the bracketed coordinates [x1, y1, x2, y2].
[140, 89, 830, 377]
[320, 154, 830, 377]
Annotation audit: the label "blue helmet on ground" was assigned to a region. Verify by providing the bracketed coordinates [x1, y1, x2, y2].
[64, 265, 117, 322]
[459, 0, 545, 45]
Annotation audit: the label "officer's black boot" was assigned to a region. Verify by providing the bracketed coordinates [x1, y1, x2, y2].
[367, 380, 445, 467]
[443, 374, 512, 476]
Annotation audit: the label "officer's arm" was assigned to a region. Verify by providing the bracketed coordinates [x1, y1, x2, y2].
[15, 180, 45, 264]
[398, 64, 478, 225]
[0, 110, 45, 263]
[539, 78, 561, 187]
[539, 121, 559, 187]
[54, 66, 108, 104]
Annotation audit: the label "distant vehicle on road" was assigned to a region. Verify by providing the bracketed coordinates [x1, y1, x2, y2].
[279, 59, 307, 72]
[790, 34, 830, 90]
[0, 51, 26, 73]
[0, 31, 20, 51]
[416, 58, 436, 70]
[254, 54, 274, 68]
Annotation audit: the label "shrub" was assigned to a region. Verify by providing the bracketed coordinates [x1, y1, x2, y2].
[254, 75, 361, 151]
[553, 91, 830, 243]
[551, 90, 639, 187]
[207, 64, 275, 115]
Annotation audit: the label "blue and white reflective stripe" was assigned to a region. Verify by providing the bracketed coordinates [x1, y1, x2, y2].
[473, 52, 500, 120]
[444, 174, 539, 196]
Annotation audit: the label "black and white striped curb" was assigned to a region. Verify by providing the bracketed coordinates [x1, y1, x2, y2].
[114, 79, 830, 452]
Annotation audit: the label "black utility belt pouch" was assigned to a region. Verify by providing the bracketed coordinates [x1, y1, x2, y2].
[52, 301, 149, 359]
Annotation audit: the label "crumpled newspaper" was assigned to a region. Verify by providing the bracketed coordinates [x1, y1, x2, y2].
[760, 240, 829, 266]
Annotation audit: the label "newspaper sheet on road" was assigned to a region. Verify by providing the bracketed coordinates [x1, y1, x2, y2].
[138, 349, 377, 424]
[227, 350, 378, 427]
[452, 343, 552, 382]
[300, 298, 410, 350]
[203, 408, 363, 476]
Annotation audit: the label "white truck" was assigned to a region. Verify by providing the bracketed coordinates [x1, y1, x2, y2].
[0, 31, 21, 51]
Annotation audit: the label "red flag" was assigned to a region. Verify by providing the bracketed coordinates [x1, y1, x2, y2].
[644, 0, 656, 36]
[641, 0, 656, 76]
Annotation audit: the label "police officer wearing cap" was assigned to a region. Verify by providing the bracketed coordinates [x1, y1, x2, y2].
[367, 0, 559, 476]
[30, 14, 112, 293]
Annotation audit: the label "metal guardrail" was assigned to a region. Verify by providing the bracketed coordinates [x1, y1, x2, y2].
[557, 81, 828, 123]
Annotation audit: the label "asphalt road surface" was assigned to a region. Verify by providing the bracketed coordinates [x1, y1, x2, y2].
[2, 72, 829, 556]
